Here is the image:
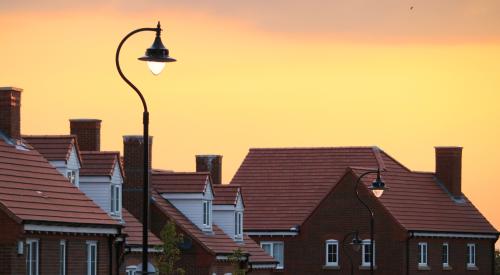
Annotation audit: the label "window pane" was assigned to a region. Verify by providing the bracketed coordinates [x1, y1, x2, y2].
[261, 243, 272, 255]
[274, 243, 284, 267]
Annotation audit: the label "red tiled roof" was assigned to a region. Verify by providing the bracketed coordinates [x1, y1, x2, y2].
[241, 235, 277, 265]
[152, 190, 241, 254]
[80, 151, 121, 177]
[23, 135, 82, 164]
[213, 185, 242, 206]
[152, 171, 211, 194]
[122, 208, 162, 246]
[351, 164, 497, 234]
[230, 147, 497, 234]
[0, 138, 118, 226]
[230, 147, 381, 231]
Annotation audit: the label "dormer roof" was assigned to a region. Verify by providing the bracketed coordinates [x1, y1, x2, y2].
[213, 184, 244, 207]
[80, 151, 122, 178]
[23, 135, 82, 164]
[152, 171, 214, 195]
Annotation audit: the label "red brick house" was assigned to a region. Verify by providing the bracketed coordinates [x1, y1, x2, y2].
[0, 87, 123, 275]
[122, 137, 277, 274]
[230, 147, 499, 274]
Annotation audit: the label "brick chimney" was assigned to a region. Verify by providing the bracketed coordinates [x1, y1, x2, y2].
[69, 119, 101, 151]
[0, 87, 22, 140]
[435, 147, 463, 198]
[196, 155, 222, 185]
[122, 135, 153, 221]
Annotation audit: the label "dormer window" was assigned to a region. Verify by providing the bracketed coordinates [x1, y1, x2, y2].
[235, 211, 243, 238]
[110, 184, 121, 216]
[66, 170, 77, 186]
[202, 200, 212, 228]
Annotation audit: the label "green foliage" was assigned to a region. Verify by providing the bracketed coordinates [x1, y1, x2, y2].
[495, 249, 500, 275]
[155, 220, 185, 275]
[228, 248, 246, 275]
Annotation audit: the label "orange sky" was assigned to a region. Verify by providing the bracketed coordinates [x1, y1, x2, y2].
[1, 2, 499, 246]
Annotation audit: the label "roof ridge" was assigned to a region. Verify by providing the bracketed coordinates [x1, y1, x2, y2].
[249, 146, 379, 151]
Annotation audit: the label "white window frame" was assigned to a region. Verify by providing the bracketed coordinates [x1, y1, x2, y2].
[202, 200, 211, 227]
[26, 239, 39, 275]
[325, 240, 339, 266]
[418, 242, 428, 267]
[260, 241, 284, 269]
[60, 240, 67, 275]
[126, 265, 137, 275]
[467, 243, 476, 268]
[361, 239, 375, 267]
[235, 211, 243, 238]
[86, 241, 98, 275]
[66, 170, 77, 186]
[442, 242, 449, 267]
[110, 184, 121, 216]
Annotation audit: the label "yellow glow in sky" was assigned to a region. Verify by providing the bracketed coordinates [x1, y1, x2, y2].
[0, 6, 499, 245]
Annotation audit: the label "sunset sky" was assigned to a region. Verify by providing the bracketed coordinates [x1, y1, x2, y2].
[1, 0, 499, 245]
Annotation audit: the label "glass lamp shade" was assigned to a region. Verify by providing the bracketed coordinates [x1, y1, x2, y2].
[147, 61, 166, 75]
[368, 169, 387, 198]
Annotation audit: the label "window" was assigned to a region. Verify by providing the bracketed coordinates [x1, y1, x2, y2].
[442, 243, 449, 267]
[467, 243, 476, 267]
[261, 241, 284, 269]
[325, 240, 339, 266]
[202, 200, 211, 227]
[126, 265, 137, 275]
[59, 240, 67, 275]
[26, 239, 39, 275]
[86, 241, 97, 275]
[361, 240, 375, 266]
[235, 212, 243, 238]
[66, 170, 77, 186]
[110, 185, 121, 215]
[418, 242, 428, 267]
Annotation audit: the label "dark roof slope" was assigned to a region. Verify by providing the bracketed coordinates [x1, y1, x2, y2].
[213, 184, 242, 206]
[122, 208, 162, 246]
[80, 151, 121, 177]
[152, 171, 211, 194]
[23, 135, 81, 163]
[0, 138, 117, 226]
[230, 146, 497, 234]
[152, 190, 240, 254]
[230, 147, 381, 230]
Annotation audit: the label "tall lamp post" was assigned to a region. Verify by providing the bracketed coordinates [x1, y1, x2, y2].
[341, 230, 362, 275]
[115, 22, 176, 274]
[355, 169, 387, 275]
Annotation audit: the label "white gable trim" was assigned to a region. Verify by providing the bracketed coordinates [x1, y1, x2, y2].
[162, 193, 204, 200]
[412, 231, 498, 239]
[246, 231, 298, 237]
[24, 224, 118, 235]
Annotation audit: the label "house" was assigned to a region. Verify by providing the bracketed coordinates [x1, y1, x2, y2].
[25, 118, 162, 274]
[122, 137, 277, 274]
[230, 147, 499, 274]
[0, 87, 123, 275]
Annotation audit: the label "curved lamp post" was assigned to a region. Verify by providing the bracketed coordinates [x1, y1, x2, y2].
[115, 22, 176, 275]
[355, 169, 387, 275]
[342, 230, 362, 275]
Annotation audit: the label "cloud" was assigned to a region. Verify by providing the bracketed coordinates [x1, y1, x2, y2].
[2, 0, 500, 41]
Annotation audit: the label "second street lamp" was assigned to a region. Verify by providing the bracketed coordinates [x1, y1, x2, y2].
[354, 169, 387, 275]
[115, 21, 176, 275]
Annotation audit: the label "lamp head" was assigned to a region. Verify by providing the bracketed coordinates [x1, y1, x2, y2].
[350, 231, 362, 252]
[138, 22, 176, 75]
[368, 169, 387, 198]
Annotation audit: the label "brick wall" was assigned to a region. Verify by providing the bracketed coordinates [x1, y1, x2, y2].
[70, 119, 102, 151]
[0, 87, 22, 140]
[250, 172, 408, 275]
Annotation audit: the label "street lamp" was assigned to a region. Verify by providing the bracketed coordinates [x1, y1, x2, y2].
[115, 21, 176, 275]
[354, 169, 387, 275]
[342, 231, 362, 275]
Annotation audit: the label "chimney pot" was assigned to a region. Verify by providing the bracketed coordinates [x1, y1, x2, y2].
[70, 119, 101, 151]
[0, 87, 22, 140]
[435, 147, 463, 198]
[196, 155, 222, 185]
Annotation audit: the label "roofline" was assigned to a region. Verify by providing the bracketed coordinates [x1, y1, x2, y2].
[22, 134, 84, 165]
[24, 223, 120, 235]
[409, 230, 499, 239]
[0, 86, 23, 92]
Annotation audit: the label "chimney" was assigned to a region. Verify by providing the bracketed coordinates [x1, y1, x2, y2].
[122, 135, 153, 221]
[0, 87, 22, 140]
[70, 119, 102, 151]
[196, 155, 222, 185]
[435, 147, 463, 198]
